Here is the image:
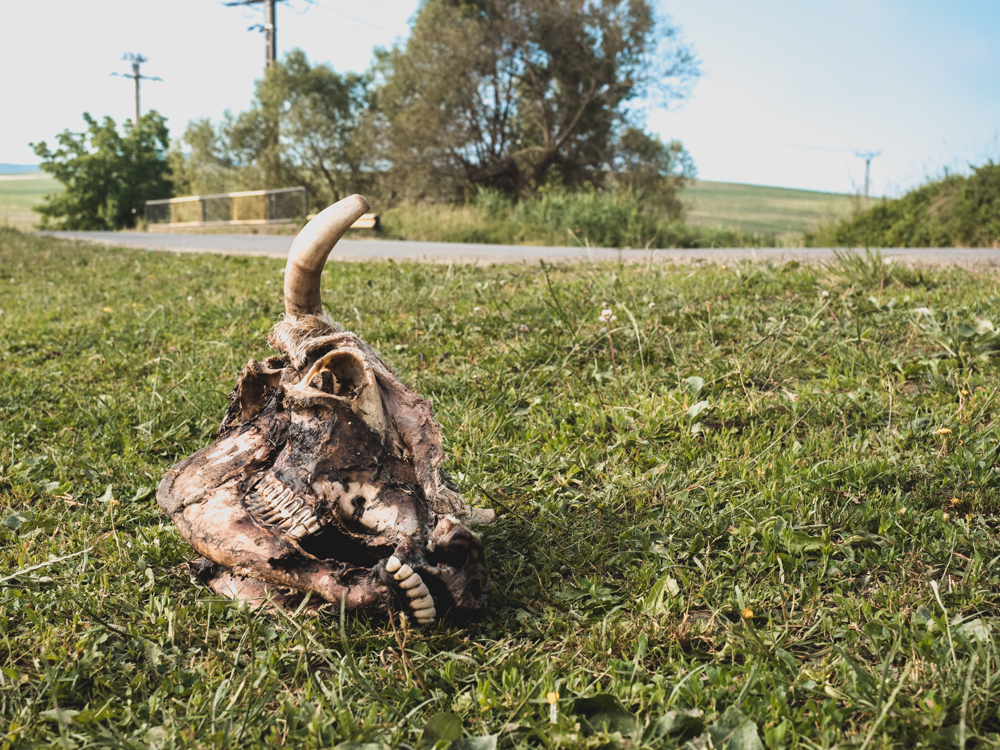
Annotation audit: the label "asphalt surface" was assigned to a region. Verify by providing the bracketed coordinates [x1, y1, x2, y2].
[37, 231, 1000, 267]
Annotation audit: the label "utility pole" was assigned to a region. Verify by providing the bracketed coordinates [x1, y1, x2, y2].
[111, 53, 162, 126]
[854, 151, 881, 208]
[227, 0, 289, 71]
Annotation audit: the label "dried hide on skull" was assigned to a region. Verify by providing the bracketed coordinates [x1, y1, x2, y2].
[157, 195, 495, 625]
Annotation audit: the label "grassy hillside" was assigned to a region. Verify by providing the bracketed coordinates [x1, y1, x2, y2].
[1, 174, 855, 244]
[4, 230, 1000, 747]
[0, 173, 61, 231]
[681, 180, 854, 239]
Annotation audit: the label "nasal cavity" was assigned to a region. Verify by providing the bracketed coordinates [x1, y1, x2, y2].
[470, 579, 483, 600]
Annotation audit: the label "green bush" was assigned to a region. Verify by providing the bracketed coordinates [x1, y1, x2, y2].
[381, 188, 777, 249]
[807, 161, 1000, 248]
[31, 112, 173, 230]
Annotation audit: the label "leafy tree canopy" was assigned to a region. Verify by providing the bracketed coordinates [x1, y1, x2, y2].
[31, 112, 172, 230]
[613, 126, 696, 220]
[374, 0, 698, 199]
[171, 50, 374, 206]
[259, 49, 375, 203]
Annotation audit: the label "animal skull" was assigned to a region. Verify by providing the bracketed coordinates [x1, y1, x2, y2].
[157, 195, 495, 625]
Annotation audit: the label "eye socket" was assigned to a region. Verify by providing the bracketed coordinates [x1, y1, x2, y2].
[305, 351, 366, 397]
[432, 544, 470, 570]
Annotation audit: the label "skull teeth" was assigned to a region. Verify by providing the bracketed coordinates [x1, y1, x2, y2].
[385, 559, 436, 626]
[409, 594, 434, 610]
[399, 574, 423, 590]
[405, 582, 429, 598]
[273, 492, 297, 516]
[244, 474, 323, 539]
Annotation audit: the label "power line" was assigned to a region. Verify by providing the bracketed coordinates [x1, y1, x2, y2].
[226, 0, 297, 71]
[110, 53, 162, 126]
[309, 1, 392, 34]
[306, 4, 381, 39]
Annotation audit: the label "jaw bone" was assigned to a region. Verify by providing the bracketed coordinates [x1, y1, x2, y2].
[157, 195, 495, 625]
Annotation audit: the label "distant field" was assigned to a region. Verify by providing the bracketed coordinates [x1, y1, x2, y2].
[1, 175, 855, 241]
[0, 173, 60, 230]
[681, 179, 854, 238]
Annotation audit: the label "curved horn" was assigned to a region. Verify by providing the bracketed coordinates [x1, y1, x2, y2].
[283, 194, 370, 317]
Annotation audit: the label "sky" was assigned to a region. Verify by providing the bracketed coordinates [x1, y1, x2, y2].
[0, 0, 997, 195]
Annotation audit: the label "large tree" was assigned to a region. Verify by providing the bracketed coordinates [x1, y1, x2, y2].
[613, 126, 696, 220]
[31, 112, 173, 230]
[258, 50, 376, 203]
[374, 0, 698, 199]
[171, 51, 374, 206]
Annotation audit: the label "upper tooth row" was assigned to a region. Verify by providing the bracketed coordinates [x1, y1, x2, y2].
[386, 555, 437, 625]
[246, 476, 323, 539]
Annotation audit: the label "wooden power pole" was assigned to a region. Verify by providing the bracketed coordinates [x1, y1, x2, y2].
[854, 151, 881, 208]
[227, 0, 288, 70]
[112, 53, 162, 126]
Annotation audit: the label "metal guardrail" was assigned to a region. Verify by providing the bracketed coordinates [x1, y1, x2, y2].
[145, 186, 308, 227]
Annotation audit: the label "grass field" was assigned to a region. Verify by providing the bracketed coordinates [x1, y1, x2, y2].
[681, 181, 854, 240]
[0, 174, 61, 231]
[3, 228, 1000, 748]
[0, 175, 853, 245]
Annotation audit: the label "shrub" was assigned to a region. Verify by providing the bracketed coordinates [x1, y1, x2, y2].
[381, 188, 776, 249]
[806, 161, 1000, 248]
[31, 112, 173, 230]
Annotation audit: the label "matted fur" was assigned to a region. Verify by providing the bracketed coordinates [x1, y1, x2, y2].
[268, 312, 343, 369]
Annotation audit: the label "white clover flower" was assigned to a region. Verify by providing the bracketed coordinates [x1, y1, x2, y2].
[648, 302, 656, 308]
[518, 324, 530, 332]
[599, 308, 616, 323]
[473, 306, 482, 313]
[187, 296, 193, 301]
[820, 291, 830, 298]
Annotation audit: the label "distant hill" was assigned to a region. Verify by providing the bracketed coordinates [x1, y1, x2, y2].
[680, 180, 854, 239]
[0, 164, 42, 175]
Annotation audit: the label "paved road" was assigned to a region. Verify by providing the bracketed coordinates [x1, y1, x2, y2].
[38, 231, 1000, 267]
